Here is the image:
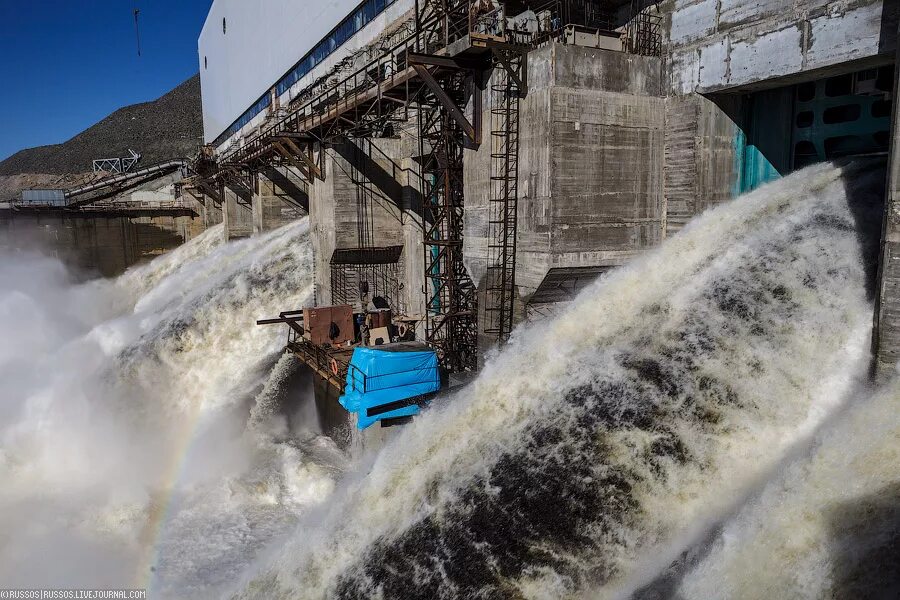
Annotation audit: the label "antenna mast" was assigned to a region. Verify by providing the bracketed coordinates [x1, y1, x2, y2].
[133, 7, 142, 57]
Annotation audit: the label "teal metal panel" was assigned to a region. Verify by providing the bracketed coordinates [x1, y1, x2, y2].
[792, 75, 891, 168]
[737, 68, 892, 196]
[741, 143, 782, 194]
[731, 125, 747, 199]
[739, 87, 794, 194]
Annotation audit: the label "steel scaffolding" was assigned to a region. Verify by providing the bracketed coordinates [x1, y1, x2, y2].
[418, 67, 479, 372]
[193, 0, 626, 371]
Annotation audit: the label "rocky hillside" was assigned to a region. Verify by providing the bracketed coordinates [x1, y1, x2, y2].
[0, 74, 201, 177]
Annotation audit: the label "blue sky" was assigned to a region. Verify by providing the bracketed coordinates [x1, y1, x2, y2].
[0, 0, 212, 162]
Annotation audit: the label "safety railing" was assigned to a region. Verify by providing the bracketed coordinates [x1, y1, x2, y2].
[217, 0, 651, 170]
[219, 1, 478, 167]
[346, 361, 440, 394]
[288, 336, 350, 385]
[470, 4, 505, 40]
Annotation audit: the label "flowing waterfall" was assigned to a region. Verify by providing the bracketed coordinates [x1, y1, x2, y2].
[1, 160, 894, 600]
[233, 160, 888, 599]
[0, 219, 342, 598]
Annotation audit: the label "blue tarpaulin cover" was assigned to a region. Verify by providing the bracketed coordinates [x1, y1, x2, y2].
[339, 346, 440, 429]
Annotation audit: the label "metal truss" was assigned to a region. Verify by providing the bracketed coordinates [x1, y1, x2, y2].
[418, 67, 480, 372]
[219, 165, 255, 210]
[92, 149, 141, 174]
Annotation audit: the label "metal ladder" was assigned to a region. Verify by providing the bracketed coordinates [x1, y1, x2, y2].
[484, 51, 523, 343]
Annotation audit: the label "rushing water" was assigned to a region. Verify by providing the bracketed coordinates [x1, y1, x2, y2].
[675, 377, 900, 599]
[1, 160, 896, 599]
[233, 160, 891, 599]
[0, 220, 344, 598]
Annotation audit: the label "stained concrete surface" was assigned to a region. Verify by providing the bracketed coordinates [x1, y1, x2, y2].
[0, 212, 193, 279]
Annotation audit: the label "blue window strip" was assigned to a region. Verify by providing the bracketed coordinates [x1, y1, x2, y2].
[213, 0, 397, 147]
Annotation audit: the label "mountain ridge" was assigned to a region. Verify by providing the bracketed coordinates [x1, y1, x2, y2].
[0, 74, 202, 177]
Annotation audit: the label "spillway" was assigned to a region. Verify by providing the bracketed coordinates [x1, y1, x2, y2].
[0, 219, 343, 597]
[0, 160, 895, 599]
[675, 377, 900, 599]
[232, 160, 889, 599]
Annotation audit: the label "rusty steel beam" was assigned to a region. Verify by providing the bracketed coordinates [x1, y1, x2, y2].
[282, 137, 323, 180]
[273, 141, 311, 181]
[493, 50, 528, 96]
[411, 63, 479, 145]
[406, 52, 484, 71]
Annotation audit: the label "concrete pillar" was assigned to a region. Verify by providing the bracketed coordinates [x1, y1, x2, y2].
[463, 44, 666, 348]
[251, 174, 305, 235]
[401, 151, 426, 326]
[222, 186, 253, 242]
[251, 181, 265, 234]
[308, 138, 408, 309]
[204, 196, 223, 229]
[872, 32, 900, 380]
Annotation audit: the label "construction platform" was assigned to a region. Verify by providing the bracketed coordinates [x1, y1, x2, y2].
[259, 303, 442, 429]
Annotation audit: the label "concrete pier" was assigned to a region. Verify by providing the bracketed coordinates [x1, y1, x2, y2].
[873, 23, 900, 380]
[252, 171, 307, 235]
[465, 44, 666, 316]
[222, 186, 253, 241]
[309, 137, 424, 318]
[0, 211, 193, 278]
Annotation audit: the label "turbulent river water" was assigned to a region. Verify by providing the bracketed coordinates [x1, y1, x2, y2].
[1, 160, 898, 599]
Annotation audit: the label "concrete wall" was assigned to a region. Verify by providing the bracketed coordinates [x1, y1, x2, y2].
[0, 213, 189, 278]
[252, 173, 306, 235]
[873, 25, 900, 379]
[663, 93, 744, 233]
[666, 0, 897, 95]
[203, 196, 223, 230]
[222, 187, 253, 241]
[464, 43, 666, 303]
[308, 137, 418, 312]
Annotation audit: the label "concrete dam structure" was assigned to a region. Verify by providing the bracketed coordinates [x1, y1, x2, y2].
[4, 162, 895, 597]
[0, 75, 211, 276]
[188, 0, 898, 420]
[3, 2, 900, 595]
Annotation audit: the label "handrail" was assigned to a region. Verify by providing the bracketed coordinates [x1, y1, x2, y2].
[214, 0, 605, 170]
[65, 159, 188, 199]
[219, 2, 472, 167]
[346, 361, 440, 394]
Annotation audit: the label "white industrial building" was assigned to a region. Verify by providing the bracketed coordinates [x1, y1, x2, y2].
[198, 0, 414, 147]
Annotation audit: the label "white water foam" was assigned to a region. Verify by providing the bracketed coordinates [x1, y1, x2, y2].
[675, 378, 900, 599]
[1, 160, 893, 600]
[0, 219, 341, 598]
[232, 161, 888, 599]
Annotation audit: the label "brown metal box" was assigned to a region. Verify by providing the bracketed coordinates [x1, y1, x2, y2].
[304, 304, 355, 346]
[368, 309, 392, 330]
